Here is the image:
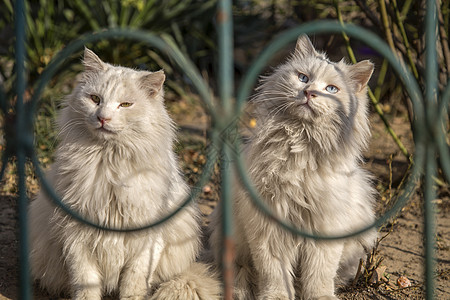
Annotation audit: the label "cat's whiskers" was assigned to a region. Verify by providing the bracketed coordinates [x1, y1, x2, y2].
[255, 91, 287, 97]
[268, 104, 285, 117]
[58, 120, 84, 138]
[281, 101, 297, 115]
[56, 119, 87, 143]
[58, 116, 84, 132]
[273, 81, 293, 94]
[268, 100, 295, 117]
[263, 87, 292, 96]
[252, 91, 290, 103]
[254, 96, 289, 103]
[59, 127, 87, 145]
[67, 103, 86, 116]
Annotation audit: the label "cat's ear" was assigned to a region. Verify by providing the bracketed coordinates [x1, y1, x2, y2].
[295, 35, 317, 57]
[83, 47, 107, 72]
[349, 60, 374, 92]
[139, 70, 165, 98]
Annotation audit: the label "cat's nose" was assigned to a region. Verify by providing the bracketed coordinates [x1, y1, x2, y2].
[97, 116, 111, 126]
[303, 89, 317, 99]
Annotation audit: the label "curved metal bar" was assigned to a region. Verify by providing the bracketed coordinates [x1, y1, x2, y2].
[31, 132, 220, 232]
[438, 79, 450, 114]
[0, 83, 6, 113]
[0, 153, 9, 183]
[0, 82, 10, 184]
[27, 28, 219, 232]
[0, 81, 9, 183]
[436, 79, 450, 182]
[237, 21, 424, 119]
[233, 20, 426, 240]
[233, 139, 421, 240]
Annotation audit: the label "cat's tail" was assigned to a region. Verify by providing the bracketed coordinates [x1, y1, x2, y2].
[151, 262, 221, 300]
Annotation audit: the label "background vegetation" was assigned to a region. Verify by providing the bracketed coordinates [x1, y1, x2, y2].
[0, 0, 448, 163]
[0, 0, 448, 298]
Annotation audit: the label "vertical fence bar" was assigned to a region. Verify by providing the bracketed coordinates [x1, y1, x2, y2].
[14, 0, 32, 299]
[424, 0, 438, 298]
[217, 0, 233, 114]
[424, 149, 437, 299]
[220, 143, 234, 300]
[217, 0, 234, 299]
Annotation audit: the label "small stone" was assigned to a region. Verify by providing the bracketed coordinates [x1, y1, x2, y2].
[397, 275, 411, 288]
[202, 185, 212, 194]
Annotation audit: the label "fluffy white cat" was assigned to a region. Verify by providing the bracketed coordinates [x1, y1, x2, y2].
[209, 35, 377, 299]
[29, 48, 220, 300]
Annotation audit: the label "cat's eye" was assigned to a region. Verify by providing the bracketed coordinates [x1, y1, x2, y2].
[298, 73, 309, 83]
[119, 102, 133, 108]
[90, 94, 101, 105]
[325, 85, 339, 94]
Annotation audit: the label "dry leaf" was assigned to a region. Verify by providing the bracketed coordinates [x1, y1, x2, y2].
[370, 266, 387, 285]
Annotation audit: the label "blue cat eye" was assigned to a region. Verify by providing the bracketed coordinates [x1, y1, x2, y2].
[298, 73, 309, 83]
[325, 85, 339, 94]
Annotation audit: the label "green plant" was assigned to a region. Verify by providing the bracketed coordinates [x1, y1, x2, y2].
[0, 0, 219, 162]
[0, 0, 220, 101]
[1, 0, 82, 86]
[64, 0, 219, 89]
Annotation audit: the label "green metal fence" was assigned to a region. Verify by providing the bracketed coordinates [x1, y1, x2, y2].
[1, 0, 448, 299]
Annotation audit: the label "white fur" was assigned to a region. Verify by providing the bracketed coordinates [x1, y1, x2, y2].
[209, 36, 377, 299]
[29, 48, 220, 300]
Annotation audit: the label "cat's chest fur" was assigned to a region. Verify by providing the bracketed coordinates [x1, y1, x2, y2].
[53, 139, 172, 228]
[247, 122, 362, 233]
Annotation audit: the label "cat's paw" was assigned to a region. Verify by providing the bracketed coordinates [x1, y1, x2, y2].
[316, 296, 339, 300]
[120, 286, 149, 300]
[120, 296, 147, 300]
[72, 288, 102, 300]
[150, 279, 198, 300]
[233, 288, 255, 300]
[257, 294, 290, 300]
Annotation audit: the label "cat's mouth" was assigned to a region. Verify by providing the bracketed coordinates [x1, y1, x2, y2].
[298, 100, 311, 107]
[96, 125, 116, 134]
[285, 97, 319, 119]
[290, 97, 313, 109]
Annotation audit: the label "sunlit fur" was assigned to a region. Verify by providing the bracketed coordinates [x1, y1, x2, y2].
[29, 48, 220, 300]
[209, 36, 377, 299]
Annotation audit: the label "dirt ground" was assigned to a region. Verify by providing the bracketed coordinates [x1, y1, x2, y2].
[0, 103, 449, 299]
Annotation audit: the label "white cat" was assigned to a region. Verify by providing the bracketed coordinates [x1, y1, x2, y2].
[209, 35, 377, 299]
[29, 48, 220, 300]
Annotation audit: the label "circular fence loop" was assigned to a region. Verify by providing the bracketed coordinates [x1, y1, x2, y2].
[0, 154, 8, 184]
[30, 29, 217, 121]
[0, 83, 10, 183]
[0, 84, 7, 113]
[32, 138, 220, 232]
[233, 20, 426, 240]
[29, 28, 220, 232]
